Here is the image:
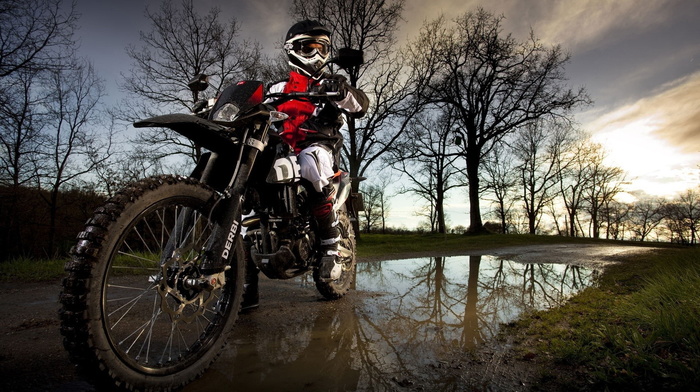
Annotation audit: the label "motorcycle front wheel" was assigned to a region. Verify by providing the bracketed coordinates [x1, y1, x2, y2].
[60, 175, 244, 391]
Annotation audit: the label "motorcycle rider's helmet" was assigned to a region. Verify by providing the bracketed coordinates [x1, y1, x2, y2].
[284, 20, 332, 77]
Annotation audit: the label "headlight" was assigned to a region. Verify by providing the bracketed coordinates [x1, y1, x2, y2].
[212, 103, 240, 123]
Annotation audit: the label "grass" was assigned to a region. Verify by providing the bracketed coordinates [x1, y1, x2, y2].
[505, 246, 700, 391]
[355, 232, 635, 259]
[1, 232, 619, 282]
[0, 257, 67, 282]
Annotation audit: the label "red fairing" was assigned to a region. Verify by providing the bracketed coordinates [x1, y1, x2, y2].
[248, 84, 264, 106]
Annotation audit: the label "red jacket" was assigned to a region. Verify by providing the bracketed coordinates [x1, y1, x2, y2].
[269, 71, 368, 153]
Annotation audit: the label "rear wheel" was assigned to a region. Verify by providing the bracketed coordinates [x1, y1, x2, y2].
[314, 211, 356, 299]
[60, 175, 244, 391]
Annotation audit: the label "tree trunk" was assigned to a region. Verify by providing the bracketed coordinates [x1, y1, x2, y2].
[436, 197, 446, 234]
[568, 209, 577, 237]
[465, 141, 484, 234]
[591, 205, 600, 238]
[346, 118, 362, 239]
[528, 212, 537, 234]
[499, 200, 508, 234]
[48, 187, 59, 258]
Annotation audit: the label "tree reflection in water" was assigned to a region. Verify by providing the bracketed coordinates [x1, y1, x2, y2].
[358, 256, 599, 347]
[186, 256, 598, 391]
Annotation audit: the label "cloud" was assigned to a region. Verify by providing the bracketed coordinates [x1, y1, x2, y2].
[521, 0, 675, 50]
[592, 71, 700, 154]
[652, 76, 700, 152]
[586, 71, 700, 195]
[197, 0, 293, 54]
[400, 0, 675, 50]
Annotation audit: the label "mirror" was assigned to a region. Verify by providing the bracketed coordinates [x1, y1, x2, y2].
[331, 48, 364, 70]
[188, 74, 209, 92]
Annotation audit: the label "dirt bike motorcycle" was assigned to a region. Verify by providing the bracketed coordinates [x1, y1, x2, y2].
[59, 49, 364, 391]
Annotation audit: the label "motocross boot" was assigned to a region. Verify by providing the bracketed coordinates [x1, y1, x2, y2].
[318, 240, 342, 281]
[240, 237, 259, 312]
[312, 186, 342, 282]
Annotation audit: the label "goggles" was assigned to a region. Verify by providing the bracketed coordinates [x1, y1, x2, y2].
[285, 38, 330, 57]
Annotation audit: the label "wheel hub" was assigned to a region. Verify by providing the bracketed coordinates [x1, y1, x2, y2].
[156, 249, 216, 323]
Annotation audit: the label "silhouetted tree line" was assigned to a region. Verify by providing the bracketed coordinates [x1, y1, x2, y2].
[0, 185, 104, 259]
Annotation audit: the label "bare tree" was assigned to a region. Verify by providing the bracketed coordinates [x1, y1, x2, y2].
[664, 189, 700, 244]
[512, 120, 572, 234]
[629, 197, 665, 241]
[78, 114, 156, 198]
[582, 146, 625, 239]
[481, 146, 518, 233]
[601, 199, 631, 240]
[0, 0, 78, 186]
[556, 135, 594, 237]
[0, 68, 46, 187]
[0, 0, 83, 258]
[39, 59, 106, 256]
[407, 9, 589, 234]
[0, 0, 77, 78]
[360, 179, 391, 233]
[121, 0, 262, 164]
[387, 109, 464, 233]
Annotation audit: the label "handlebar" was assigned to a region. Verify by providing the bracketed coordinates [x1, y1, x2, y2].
[266, 91, 341, 99]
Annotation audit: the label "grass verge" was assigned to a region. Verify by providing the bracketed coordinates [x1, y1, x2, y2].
[0, 233, 666, 282]
[504, 246, 700, 391]
[0, 257, 67, 282]
[355, 232, 643, 259]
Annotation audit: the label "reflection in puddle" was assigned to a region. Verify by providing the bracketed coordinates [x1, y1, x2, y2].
[185, 256, 599, 391]
[358, 256, 598, 349]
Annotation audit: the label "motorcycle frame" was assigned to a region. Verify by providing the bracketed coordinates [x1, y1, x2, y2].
[135, 95, 361, 277]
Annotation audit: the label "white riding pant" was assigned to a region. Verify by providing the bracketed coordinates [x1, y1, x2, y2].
[298, 144, 335, 193]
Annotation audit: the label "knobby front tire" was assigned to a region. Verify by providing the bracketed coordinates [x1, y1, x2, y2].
[59, 175, 245, 391]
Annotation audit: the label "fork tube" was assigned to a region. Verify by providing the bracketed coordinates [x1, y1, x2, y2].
[201, 122, 270, 272]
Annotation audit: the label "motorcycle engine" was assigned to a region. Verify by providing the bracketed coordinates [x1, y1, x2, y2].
[250, 228, 316, 280]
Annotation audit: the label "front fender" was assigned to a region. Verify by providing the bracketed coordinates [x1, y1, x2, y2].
[134, 113, 239, 154]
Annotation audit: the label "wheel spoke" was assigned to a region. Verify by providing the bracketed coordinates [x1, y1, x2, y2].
[132, 226, 154, 256]
[61, 176, 244, 389]
[93, 181, 240, 375]
[107, 283, 156, 329]
[160, 322, 177, 364]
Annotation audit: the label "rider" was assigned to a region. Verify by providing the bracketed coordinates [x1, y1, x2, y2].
[241, 20, 369, 311]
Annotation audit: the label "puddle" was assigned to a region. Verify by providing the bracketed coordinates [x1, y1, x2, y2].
[358, 255, 599, 345]
[185, 255, 599, 391]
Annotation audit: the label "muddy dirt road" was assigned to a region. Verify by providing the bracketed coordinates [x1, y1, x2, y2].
[0, 243, 653, 392]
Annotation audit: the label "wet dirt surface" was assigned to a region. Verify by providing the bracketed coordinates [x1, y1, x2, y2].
[0, 243, 655, 392]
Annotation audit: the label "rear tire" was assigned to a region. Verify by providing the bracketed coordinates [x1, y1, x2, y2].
[59, 175, 244, 391]
[314, 211, 356, 300]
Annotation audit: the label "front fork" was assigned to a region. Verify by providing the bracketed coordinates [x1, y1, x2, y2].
[197, 124, 270, 277]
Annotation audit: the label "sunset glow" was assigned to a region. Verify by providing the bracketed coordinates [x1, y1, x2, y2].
[586, 71, 700, 198]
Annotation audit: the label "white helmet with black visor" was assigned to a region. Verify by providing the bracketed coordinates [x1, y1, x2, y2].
[284, 20, 332, 77]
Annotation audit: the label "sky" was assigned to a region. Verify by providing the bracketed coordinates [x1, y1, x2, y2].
[73, 0, 700, 228]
